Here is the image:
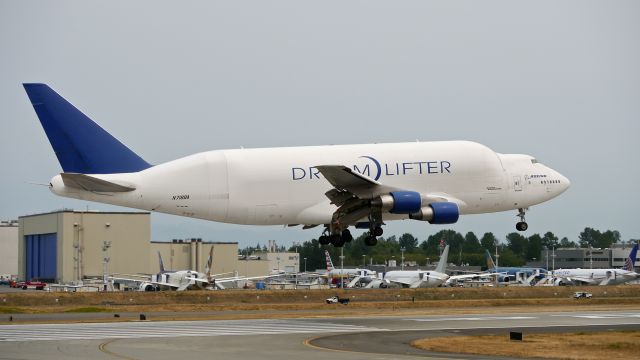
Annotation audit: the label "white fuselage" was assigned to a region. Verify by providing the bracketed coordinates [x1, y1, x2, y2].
[50, 141, 570, 226]
[327, 268, 375, 279]
[383, 270, 449, 288]
[551, 268, 638, 286]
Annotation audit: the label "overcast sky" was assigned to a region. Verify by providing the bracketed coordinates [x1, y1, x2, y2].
[1, 1, 638, 248]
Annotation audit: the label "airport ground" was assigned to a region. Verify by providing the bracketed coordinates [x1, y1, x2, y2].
[1, 286, 639, 359]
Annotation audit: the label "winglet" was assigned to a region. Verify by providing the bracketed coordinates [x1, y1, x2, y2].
[23, 83, 151, 174]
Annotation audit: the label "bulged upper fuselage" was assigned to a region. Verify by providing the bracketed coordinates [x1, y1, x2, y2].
[50, 140, 569, 226]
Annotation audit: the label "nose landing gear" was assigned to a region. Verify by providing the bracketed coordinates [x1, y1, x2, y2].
[516, 208, 528, 231]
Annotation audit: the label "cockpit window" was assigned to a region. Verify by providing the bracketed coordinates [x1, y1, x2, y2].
[531, 159, 538, 164]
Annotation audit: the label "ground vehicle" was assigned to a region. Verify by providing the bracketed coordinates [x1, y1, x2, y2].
[17, 281, 47, 290]
[573, 291, 593, 299]
[325, 296, 349, 305]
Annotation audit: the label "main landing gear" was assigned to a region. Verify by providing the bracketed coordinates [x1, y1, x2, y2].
[319, 228, 353, 247]
[318, 225, 383, 247]
[516, 208, 528, 232]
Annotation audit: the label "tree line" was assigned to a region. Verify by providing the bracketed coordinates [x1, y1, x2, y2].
[240, 227, 629, 272]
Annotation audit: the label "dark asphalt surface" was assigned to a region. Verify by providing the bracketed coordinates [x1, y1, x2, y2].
[0, 309, 639, 359]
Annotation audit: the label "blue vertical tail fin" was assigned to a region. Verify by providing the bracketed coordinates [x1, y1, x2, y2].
[23, 83, 151, 174]
[624, 244, 638, 272]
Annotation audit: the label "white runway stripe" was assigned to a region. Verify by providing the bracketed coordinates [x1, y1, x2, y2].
[0, 319, 382, 342]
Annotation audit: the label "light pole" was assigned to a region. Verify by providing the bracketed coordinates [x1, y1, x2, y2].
[102, 240, 111, 291]
[362, 255, 366, 268]
[400, 247, 406, 270]
[304, 257, 307, 273]
[339, 247, 345, 289]
[545, 246, 549, 270]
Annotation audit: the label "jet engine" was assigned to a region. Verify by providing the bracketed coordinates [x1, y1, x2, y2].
[372, 191, 459, 224]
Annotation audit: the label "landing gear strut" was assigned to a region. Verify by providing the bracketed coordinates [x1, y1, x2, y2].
[318, 227, 353, 247]
[516, 208, 528, 232]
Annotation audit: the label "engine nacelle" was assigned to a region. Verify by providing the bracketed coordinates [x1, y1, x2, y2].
[139, 283, 158, 292]
[373, 191, 422, 214]
[408, 202, 459, 224]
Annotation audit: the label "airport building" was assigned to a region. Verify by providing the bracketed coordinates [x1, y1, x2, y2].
[19, 210, 151, 283]
[0, 220, 19, 279]
[538, 245, 639, 270]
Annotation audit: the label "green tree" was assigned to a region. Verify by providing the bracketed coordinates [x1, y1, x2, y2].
[599, 230, 621, 248]
[541, 232, 559, 249]
[463, 232, 483, 254]
[398, 233, 418, 252]
[526, 233, 543, 261]
[578, 228, 620, 248]
[506, 232, 528, 259]
[480, 232, 498, 254]
[578, 227, 600, 248]
[498, 248, 525, 266]
[559, 236, 577, 248]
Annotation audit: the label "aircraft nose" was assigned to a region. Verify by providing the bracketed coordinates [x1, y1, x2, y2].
[559, 173, 571, 192]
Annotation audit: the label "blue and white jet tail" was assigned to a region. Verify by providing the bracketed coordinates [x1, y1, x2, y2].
[484, 249, 497, 270]
[623, 244, 638, 272]
[23, 83, 151, 174]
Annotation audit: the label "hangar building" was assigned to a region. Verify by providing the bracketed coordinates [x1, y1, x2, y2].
[17, 210, 294, 284]
[19, 210, 151, 283]
[0, 220, 19, 278]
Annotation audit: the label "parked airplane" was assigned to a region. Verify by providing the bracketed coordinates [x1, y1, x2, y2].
[24, 84, 570, 247]
[324, 250, 376, 279]
[367, 245, 494, 288]
[112, 247, 218, 291]
[540, 244, 639, 286]
[484, 249, 547, 284]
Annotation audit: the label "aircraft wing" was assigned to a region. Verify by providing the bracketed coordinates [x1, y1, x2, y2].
[316, 165, 463, 229]
[557, 276, 599, 286]
[316, 165, 396, 204]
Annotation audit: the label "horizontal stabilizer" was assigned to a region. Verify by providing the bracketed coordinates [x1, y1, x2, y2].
[61, 173, 135, 192]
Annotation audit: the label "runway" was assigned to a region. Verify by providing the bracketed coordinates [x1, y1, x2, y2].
[1, 310, 639, 359]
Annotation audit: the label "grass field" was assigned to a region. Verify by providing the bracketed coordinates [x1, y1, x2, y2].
[411, 331, 640, 359]
[1, 285, 639, 319]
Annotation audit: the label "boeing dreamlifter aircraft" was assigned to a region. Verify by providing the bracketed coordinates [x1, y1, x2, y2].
[24, 84, 570, 247]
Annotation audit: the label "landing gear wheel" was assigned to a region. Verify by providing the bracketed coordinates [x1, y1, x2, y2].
[318, 235, 329, 245]
[341, 229, 353, 243]
[516, 222, 528, 231]
[330, 234, 345, 247]
[515, 208, 528, 232]
[364, 236, 378, 246]
[373, 226, 384, 237]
